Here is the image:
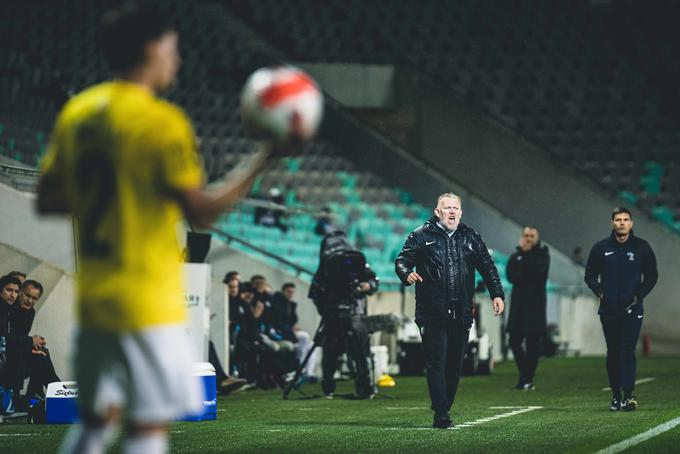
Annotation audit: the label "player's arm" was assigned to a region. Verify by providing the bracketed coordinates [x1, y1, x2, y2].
[36, 118, 72, 215]
[395, 232, 422, 285]
[36, 173, 72, 215]
[584, 243, 603, 298]
[174, 143, 273, 229]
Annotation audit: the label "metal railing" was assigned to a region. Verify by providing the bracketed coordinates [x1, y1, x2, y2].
[209, 225, 315, 279]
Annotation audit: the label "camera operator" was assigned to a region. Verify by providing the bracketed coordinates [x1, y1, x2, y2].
[308, 231, 379, 399]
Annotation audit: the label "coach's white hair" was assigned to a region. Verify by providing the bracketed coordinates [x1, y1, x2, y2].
[436, 192, 462, 207]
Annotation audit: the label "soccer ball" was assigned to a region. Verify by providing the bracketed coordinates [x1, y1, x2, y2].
[240, 66, 323, 143]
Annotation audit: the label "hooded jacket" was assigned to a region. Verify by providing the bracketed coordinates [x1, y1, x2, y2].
[395, 217, 504, 324]
[584, 230, 658, 315]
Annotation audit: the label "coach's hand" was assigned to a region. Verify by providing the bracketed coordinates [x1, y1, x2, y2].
[406, 271, 423, 285]
[492, 297, 504, 316]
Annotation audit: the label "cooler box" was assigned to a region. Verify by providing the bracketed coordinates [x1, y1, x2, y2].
[181, 362, 217, 422]
[46, 381, 79, 424]
[45, 363, 216, 424]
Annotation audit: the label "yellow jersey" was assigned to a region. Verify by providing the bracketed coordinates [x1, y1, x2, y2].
[41, 81, 203, 332]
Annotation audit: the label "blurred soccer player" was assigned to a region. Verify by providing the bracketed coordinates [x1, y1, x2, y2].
[36, 4, 284, 453]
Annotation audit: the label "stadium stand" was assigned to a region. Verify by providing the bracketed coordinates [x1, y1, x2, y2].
[226, 0, 680, 235]
[1, 0, 527, 290]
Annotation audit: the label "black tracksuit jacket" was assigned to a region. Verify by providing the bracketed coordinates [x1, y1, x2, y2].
[584, 230, 658, 315]
[395, 218, 504, 324]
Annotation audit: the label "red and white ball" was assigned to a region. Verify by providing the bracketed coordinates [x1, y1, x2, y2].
[240, 66, 323, 143]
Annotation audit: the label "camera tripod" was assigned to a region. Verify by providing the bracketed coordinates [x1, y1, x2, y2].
[283, 306, 384, 400]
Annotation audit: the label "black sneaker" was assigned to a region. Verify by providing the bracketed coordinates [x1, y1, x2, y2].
[609, 398, 621, 411]
[622, 397, 638, 411]
[518, 382, 535, 391]
[433, 417, 455, 429]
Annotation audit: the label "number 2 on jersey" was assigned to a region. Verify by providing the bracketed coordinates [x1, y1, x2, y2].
[76, 151, 116, 258]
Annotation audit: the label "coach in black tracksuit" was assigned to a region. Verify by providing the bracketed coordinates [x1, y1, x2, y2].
[585, 207, 658, 411]
[395, 193, 505, 429]
[506, 226, 550, 390]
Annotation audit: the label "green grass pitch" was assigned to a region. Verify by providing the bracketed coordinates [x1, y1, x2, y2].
[1, 356, 679, 453]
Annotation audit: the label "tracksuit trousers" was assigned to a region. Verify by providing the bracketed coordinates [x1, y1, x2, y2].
[419, 318, 469, 418]
[600, 311, 643, 399]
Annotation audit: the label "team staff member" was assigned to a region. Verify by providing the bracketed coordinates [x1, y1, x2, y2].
[37, 5, 289, 453]
[585, 207, 658, 412]
[506, 226, 550, 390]
[395, 193, 504, 429]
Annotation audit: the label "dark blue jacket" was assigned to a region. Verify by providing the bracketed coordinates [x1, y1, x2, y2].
[584, 231, 658, 315]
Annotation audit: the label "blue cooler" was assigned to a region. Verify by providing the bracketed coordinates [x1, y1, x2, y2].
[181, 362, 217, 422]
[45, 381, 79, 424]
[45, 363, 216, 424]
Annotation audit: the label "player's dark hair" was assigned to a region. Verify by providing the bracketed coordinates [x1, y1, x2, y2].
[22, 279, 44, 297]
[282, 282, 295, 291]
[240, 283, 254, 294]
[98, 3, 175, 73]
[250, 275, 265, 283]
[8, 271, 26, 280]
[611, 207, 632, 220]
[223, 271, 240, 284]
[0, 275, 22, 292]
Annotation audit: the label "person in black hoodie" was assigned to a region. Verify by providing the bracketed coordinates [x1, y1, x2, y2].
[506, 226, 550, 391]
[395, 193, 505, 429]
[585, 207, 658, 412]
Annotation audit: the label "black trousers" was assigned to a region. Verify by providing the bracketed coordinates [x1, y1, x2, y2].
[209, 341, 228, 383]
[321, 315, 372, 397]
[419, 318, 469, 418]
[508, 332, 541, 383]
[25, 352, 60, 398]
[600, 311, 643, 398]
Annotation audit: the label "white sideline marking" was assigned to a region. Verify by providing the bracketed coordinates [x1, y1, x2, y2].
[601, 377, 655, 391]
[384, 406, 542, 431]
[386, 407, 429, 410]
[594, 416, 680, 454]
[0, 434, 46, 437]
[451, 406, 543, 431]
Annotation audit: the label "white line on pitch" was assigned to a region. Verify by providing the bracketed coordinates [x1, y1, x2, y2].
[386, 407, 429, 410]
[0, 434, 47, 437]
[594, 416, 680, 454]
[601, 377, 655, 391]
[384, 406, 543, 430]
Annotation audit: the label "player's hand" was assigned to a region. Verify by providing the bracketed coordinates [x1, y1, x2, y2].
[492, 297, 504, 316]
[406, 272, 423, 285]
[358, 282, 371, 292]
[251, 301, 265, 318]
[32, 334, 45, 348]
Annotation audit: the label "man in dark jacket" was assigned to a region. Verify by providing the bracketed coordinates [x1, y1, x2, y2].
[1, 275, 29, 413]
[585, 207, 658, 412]
[12, 280, 61, 401]
[506, 226, 550, 390]
[395, 193, 505, 429]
